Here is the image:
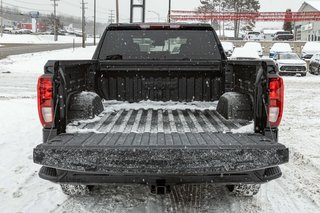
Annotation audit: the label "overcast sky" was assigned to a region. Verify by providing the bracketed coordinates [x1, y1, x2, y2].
[3, 0, 307, 23]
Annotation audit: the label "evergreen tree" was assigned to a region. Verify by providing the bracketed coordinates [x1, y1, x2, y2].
[198, 0, 260, 38]
[283, 9, 293, 32]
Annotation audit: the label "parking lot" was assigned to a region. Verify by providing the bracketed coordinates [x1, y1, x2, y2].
[0, 47, 319, 212]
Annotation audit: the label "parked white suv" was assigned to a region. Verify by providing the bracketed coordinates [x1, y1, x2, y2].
[243, 42, 263, 57]
[243, 31, 265, 41]
[221, 42, 235, 57]
[301, 42, 320, 60]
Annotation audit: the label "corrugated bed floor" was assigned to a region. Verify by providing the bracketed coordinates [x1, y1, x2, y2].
[68, 108, 250, 134]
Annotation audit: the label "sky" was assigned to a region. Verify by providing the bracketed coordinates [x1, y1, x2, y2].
[2, 0, 309, 23]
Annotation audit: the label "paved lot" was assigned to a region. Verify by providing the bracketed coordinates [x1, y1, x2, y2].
[0, 43, 88, 59]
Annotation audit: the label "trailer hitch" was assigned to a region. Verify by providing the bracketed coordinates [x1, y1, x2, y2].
[150, 179, 172, 195]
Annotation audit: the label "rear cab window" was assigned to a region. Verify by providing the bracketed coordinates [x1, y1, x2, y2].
[99, 29, 222, 60]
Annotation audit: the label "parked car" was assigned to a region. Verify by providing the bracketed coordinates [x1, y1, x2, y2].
[243, 42, 263, 57]
[14, 29, 33, 34]
[221, 41, 235, 57]
[243, 31, 265, 41]
[309, 53, 320, 75]
[301, 42, 320, 60]
[273, 52, 307, 76]
[230, 47, 261, 60]
[272, 31, 294, 41]
[269, 43, 293, 58]
[3, 27, 15, 34]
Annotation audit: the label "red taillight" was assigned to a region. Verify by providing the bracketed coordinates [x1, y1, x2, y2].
[37, 74, 53, 128]
[268, 77, 284, 127]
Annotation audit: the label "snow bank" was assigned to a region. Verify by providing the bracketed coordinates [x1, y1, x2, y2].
[0, 34, 99, 44]
[0, 46, 96, 74]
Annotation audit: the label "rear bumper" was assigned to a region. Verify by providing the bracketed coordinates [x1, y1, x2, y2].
[279, 71, 307, 76]
[39, 166, 283, 185]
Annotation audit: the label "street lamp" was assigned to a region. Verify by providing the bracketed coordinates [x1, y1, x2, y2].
[168, 0, 171, 23]
[148, 10, 160, 22]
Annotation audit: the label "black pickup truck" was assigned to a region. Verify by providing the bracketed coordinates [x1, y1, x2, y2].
[33, 24, 288, 196]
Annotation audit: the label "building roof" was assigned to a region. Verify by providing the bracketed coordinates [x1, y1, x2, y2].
[299, 1, 320, 12]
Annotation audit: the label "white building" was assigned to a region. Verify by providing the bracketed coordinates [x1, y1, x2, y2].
[295, 1, 320, 41]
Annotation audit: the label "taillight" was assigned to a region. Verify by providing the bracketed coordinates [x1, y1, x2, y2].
[268, 77, 284, 127]
[37, 74, 54, 128]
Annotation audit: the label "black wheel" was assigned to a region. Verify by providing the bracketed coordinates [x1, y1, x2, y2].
[226, 184, 261, 197]
[60, 184, 91, 196]
[301, 73, 307, 77]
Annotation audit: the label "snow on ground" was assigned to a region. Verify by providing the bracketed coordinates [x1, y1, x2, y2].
[0, 48, 320, 212]
[0, 34, 98, 44]
[0, 46, 96, 98]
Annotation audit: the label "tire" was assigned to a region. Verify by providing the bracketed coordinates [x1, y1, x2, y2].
[226, 184, 261, 197]
[301, 73, 307, 77]
[60, 184, 91, 196]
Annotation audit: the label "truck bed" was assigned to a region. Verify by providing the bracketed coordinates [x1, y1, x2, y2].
[67, 101, 249, 135]
[34, 102, 288, 177]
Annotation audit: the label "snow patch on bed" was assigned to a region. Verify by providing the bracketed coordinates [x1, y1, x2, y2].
[66, 127, 102, 134]
[102, 100, 218, 111]
[231, 122, 254, 134]
[66, 116, 103, 134]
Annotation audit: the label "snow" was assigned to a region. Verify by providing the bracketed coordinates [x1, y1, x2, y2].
[103, 100, 218, 112]
[302, 42, 320, 53]
[0, 34, 98, 44]
[221, 41, 234, 52]
[231, 122, 254, 134]
[270, 43, 293, 53]
[230, 47, 261, 59]
[0, 48, 320, 212]
[218, 30, 244, 38]
[243, 42, 263, 56]
[0, 46, 96, 98]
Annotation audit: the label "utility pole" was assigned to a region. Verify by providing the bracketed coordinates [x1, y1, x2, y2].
[93, 0, 96, 45]
[116, 0, 119, 24]
[81, 0, 88, 48]
[108, 10, 115, 23]
[0, 0, 3, 38]
[50, 0, 59, 42]
[168, 0, 171, 23]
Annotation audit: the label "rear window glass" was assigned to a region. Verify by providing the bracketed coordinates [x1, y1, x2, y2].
[277, 31, 291, 34]
[278, 53, 299, 60]
[99, 30, 221, 60]
[248, 32, 260, 35]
